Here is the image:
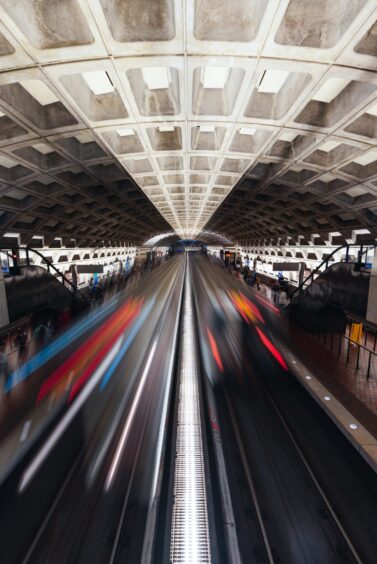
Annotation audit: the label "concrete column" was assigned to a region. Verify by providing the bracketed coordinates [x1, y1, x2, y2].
[366, 247, 377, 324]
[0, 268, 9, 329]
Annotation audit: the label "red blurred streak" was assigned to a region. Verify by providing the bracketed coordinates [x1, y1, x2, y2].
[207, 328, 224, 372]
[68, 318, 130, 402]
[37, 299, 142, 403]
[255, 293, 280, 315]
[255, 326, 288, 371]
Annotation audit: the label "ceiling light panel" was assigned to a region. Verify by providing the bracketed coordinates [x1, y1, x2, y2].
[319, 140, 341, 152]
[202, 66, 229, 89]
[117, 128, 135, 136]
[82, 71, 114, 95]
[20, 80, 58, 105]
[142, 67, 170, 90]
[312, 78, 350, 103]
[239, 127, 256, 135]
[279, 132, 297, 142]
[0, 155, 17, 168]
[1, 4, 373, 245]
[33, 143, 54, 154]
[257, 70, 289, 93]
[353, 151, 377, 165]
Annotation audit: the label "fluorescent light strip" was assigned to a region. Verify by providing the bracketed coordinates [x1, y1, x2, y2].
[170, 256, 211, 563]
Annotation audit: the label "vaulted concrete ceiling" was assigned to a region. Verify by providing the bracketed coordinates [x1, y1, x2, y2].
[0, 1, 375, 246]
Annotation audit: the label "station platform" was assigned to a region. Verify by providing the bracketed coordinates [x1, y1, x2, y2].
[288, 320, 377, 440]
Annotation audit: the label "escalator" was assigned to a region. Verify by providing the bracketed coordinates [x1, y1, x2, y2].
[288, 262, 370, 332]
[4, 265, 87, 322]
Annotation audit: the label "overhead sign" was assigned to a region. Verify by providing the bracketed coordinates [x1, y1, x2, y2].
[273, 262, 302, 271]
[76, 264, 104, 274]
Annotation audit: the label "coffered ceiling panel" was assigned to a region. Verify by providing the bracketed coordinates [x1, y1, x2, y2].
[0, 0, 375, 245]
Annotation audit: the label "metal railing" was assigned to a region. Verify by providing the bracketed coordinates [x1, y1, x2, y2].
[290, 242, 376, 301]
[0, 245, 78, 294]
[312, 329, 377, 380]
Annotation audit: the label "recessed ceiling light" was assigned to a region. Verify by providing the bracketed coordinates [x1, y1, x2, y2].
[353, 151, 377, 166]
[158, 125, 175, 132]
[117, 128, 135, 137]
[20, 80, 58, 106]
[199, 125, 215, 133]
[257, 70, 289, 93]
[319, 140, 341, 152]
[319, 173, 334, 183]
[345, 186, 367, 198]
[324, 395, 331, 401]
[82, 71, 114, 95]
[312, 77, 350, 104]
[239, 127, 256, 135]
[279, 132, 297, 142]
[142, 67, 170, 90]
[75, 132, 93, 144]
[349, 423, 358, 430]
[33, 143, 54, 155]
[202, 66, 229, 89]
[0, 155, 17, 168]
[366, 102, 377, 117]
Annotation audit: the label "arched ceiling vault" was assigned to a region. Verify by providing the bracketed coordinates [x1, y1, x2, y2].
[0, 1, 375, 246]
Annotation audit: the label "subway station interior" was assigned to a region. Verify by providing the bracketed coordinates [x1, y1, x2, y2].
[1, 1, 377, 563]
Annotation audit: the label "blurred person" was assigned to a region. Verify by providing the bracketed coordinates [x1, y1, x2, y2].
[0, 342, 7, 391]
[15, 327, 28, 364]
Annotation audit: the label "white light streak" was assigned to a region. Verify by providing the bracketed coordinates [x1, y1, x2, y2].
[18, 340, 122, 493]
[104, 340, 158, 490]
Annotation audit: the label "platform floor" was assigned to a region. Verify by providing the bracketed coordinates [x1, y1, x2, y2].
[289, 325, 377, 440]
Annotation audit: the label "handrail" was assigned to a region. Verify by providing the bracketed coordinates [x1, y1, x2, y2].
[289, 242, 377, 301]
[0, 245, 78, 295]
